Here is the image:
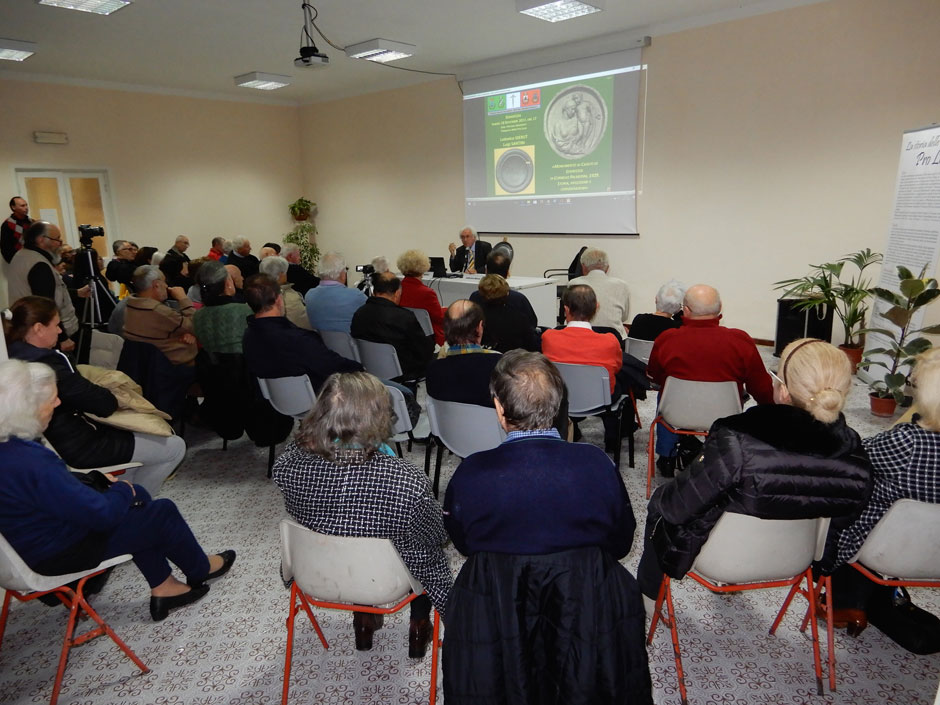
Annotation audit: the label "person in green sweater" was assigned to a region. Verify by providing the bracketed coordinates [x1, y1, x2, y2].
[192, 260, 251, 354]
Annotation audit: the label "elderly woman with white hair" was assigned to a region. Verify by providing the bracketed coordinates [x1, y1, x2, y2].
[627, 279, 685, 341]
[0, 359, 235, 621]
[259, 254, 312, 330]
[397, 249, 445, 345]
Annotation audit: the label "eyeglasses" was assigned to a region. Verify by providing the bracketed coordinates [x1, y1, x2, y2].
[43, 235, 62, 243]
[769, 369, 785, 386]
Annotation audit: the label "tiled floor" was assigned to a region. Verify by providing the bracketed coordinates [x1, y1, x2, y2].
[1, 348, 938, 704]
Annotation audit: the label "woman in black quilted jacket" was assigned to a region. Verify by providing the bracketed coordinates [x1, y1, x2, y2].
[636, 337, 872, 601]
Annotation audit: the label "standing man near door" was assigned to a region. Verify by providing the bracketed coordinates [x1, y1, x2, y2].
[2, 196, 34, 263]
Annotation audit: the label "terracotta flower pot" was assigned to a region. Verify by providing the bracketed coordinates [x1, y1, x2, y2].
[839, 344, 863, 374]
[292, 209, 310, 222]
[869, 394, 897, 417]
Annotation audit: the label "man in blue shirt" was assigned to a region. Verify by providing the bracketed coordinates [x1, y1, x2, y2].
[304, 251, 366, 332]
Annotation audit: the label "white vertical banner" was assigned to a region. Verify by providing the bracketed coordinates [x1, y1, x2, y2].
[861, 125, 940, 382]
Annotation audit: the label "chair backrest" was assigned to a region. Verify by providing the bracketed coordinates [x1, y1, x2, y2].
[852, 499, 940, 580]
[257, 374, 316, 419]
[691, 512, 821, 584]
[355, 339, 403, 380]
[89, 329, 125, 369]
[659, 377, 743, 432]
[554, 362, 613, 413]
[319, 329, 361, 363]
[625, 337, 654, 364]
[426, 396, 505, 459]
[386, 384, 413, 436]
[0, 531, 131, 593]
[405, 307, 434, 337]
[279, 518, 422, 605]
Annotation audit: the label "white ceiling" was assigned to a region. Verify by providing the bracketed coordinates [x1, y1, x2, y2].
[0, 0, 825, 105]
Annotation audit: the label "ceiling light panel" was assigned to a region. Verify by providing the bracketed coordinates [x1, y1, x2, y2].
[37, 0, 131, 15]
[234, 72, 292, 90]
[0, 39, 37, 61]
[345, 39, 416, 64]
[516, 0, 604, 23]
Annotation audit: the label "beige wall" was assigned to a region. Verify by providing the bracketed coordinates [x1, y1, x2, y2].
[0, 81, 303, 307]
[302, 0, 940, 339]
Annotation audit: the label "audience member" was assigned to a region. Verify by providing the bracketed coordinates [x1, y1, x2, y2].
[242, 274, 362, 392]
[123, 265, 198, 365]
[397, 249, 445, 345]
[227, 236, 259, 279]
[159, 253, 193, 290]
[647, 283, 774, 477]
[442, 351, 651, 704]
[542, 284, 626, 451]
[165, 235, 191, 263]
[262, 242, 281, 254]
[282, 242, 319, 296]
[273, 371, 450, 658]
[133, 246, 158, 268]
[192, 261, 251, 354]
[207, 236, 227, 262]
[351, 272, 434, 382]
[476, 274, 540, 353]
[0, 358, 235, 622]
[105, 240, 138, 287]
[7, 221, 87, 352]
[259, 255, 312, 330]
[468, 250, 537, 327]
[426, 300, 500, 407]
[628, 280, 685, 341]
[569, 247, 630, 338]
[258, 246, 278, 260]
[636, 339, 871, 608]
[304, 251, 366, 333]
[5, 297, 186, 496]
[185, 257, 209, 305]
[1, 195, 33, 263]
[448, 226, 491, 274]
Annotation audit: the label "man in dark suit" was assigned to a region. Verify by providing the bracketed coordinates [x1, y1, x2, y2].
[426, 300, 501, 407]
[448, 227, 491, 274]
[351, 271, 434, 381]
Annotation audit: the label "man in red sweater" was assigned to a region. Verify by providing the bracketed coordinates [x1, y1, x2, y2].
[542, 284, 624, 451]
[647, 283, 774, 475]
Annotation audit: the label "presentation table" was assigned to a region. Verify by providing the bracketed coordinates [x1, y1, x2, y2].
[421, 274, 558, 328]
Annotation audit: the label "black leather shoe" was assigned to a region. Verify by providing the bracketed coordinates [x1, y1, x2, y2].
[188, 550, 236, 587]
[656, 455, 676, 478]
[150, 583, 210, 622]
[408, 617, 433, 659]
[353, 612, 384, 651]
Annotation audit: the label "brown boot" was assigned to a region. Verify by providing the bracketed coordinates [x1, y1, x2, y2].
[408, 617, 433, 659]
[353, 612, 384, 651]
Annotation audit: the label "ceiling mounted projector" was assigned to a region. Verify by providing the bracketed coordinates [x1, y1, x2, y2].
[294, 45, 329, 68]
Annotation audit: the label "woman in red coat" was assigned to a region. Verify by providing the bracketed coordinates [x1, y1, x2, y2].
[397, 249, 444, 345]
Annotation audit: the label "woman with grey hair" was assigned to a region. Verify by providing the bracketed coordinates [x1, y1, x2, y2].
[0, 358, 235, 622]
[627, 279, 686, 341]
[272, 371, 451, 659]
[192, 260, 252, 353]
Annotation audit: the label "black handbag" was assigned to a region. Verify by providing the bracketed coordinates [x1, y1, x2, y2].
[868, 586, 940, 655]
[71, 469, 113, 493]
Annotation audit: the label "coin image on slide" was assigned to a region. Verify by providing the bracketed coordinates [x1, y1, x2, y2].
[544, 85, 607, 160]
[495, 147, 535, 195]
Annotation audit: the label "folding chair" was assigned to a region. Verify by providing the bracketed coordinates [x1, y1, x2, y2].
[625, 336, 654, 365]
[554, 362, 633, 469]
[0, 534, 148, 705]
[356, 339, 404, 381]
[279, 519, 441, 705]
[386, 383, 415, 457]
[257, 375, 317, 475]
[88, 329, 125, 369]
[405, 307, 435, 338]
[425, 397, 506, 498]
[319, 330, 361, 363]
[647, 377, 742, 497]
[647, 513, 831, 704]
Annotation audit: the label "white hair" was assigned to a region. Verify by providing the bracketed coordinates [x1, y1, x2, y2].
[0, 360, 57, 442]
[655, 280, 686, 315]
[371, 256, 390, 273]
[259, 255, 289, 278]
[579, 248, 609, 272]
[232, 236, 249, 250]
[282, 243, 300, 259]
[151, 251, 165, 266]
[318, 251, 346, 280]
[461, 227, 477, 240]
[132, 264, 164, 293]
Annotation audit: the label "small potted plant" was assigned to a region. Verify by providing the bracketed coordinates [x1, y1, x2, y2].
[774, 249, 882, 372]
[861, 264, 940, 416]
[289, 197, 315, 222]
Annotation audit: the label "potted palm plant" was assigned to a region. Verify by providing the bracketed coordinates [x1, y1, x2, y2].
[289, 197, 315, 222]
[774, 249, 882, 372]
[861, 264, 940, 416]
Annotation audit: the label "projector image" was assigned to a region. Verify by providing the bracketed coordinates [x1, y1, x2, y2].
[295, 47, 329, 68]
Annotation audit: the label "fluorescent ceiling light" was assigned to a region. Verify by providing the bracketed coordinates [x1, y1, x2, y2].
[234, 72, 292, 91]
[37, 0, 132, 15]
[516, 0, 604, 23]
[345, 39, 416, 64]
[0, 39, 37, 62]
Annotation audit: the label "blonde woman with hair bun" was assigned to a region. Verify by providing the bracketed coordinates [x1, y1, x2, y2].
[637, 337, 872, 604]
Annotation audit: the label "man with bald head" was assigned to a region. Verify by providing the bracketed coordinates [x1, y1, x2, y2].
[426, 300, 501, 407]
[165, 235, 191, 264]
[647, 284, 774, 476]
